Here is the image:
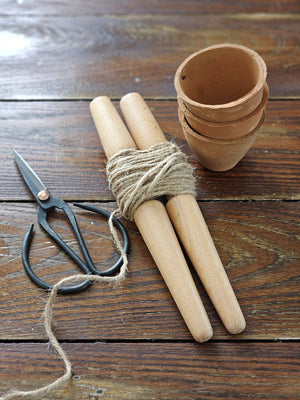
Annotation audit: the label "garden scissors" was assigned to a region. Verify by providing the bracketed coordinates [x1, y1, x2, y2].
[13, 149, 130, 294]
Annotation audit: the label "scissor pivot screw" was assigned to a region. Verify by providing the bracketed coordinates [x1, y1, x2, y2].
[38, 190, 50, 201]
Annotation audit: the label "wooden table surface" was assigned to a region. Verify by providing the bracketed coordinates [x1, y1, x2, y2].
[0, 1, 299, 399]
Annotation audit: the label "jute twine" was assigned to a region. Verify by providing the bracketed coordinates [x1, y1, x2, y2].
[1, 142, 195, 399]
[107, 142, 196, 220]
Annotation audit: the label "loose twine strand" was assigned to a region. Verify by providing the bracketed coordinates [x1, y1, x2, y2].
[0, 211, 128, 400]
[1, 142, 195, 399]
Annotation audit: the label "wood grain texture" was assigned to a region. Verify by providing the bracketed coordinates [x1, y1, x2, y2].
[2, 0, 300, 15]
[0, 201, 298, 341]
[0, 15, 298, 99]
[0, 342, 299, 399]
[1, 100, 299, 201]
[0, 1, 299, 397]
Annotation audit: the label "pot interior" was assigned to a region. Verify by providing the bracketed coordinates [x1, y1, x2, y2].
[180, 46, 263, 106]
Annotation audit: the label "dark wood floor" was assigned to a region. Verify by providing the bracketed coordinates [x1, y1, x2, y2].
[0, 1, 299, 399]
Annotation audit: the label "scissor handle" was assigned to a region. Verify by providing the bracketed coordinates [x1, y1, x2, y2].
[73, 202, 130, 276]
[22, 224, 91, 294]
[22, 195, 130, 294]
[37, 196, 95, 274]
[38, 196, 129, 275]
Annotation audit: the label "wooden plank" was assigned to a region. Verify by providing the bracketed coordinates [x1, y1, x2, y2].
[0, 15, 298, 99]
[1, 100, 299, 201]
[0, 342, 299, 399]
[2, 0, 300, 15]
[0, 201, 298, 341]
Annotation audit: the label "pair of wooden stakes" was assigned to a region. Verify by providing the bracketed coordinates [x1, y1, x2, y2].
[90, 93, 245, 342]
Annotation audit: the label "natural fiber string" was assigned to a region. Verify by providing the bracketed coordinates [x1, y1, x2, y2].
[0, 142, 195, 399]
[0, 211, 128, 400]
[106, 142, 196, 221]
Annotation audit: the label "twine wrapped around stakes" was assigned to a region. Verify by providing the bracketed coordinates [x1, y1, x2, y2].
[107, 142, 196, 221]
[1, 142, 196, 399]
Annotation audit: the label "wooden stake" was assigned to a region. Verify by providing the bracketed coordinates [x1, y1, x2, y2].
[120, 92, 246, 334]
[90, 96, 213, 342]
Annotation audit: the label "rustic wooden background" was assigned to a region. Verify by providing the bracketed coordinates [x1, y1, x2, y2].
[0, 1, 299, 399]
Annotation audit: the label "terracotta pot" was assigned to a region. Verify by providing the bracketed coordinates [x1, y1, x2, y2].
[174, 43, 267, 122]
[178, 106, 265, 172]
[179, 83, 269, 140]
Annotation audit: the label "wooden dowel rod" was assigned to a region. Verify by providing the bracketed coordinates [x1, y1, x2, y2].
[90, 96, 213, 342]
[120, 92, 246, 335]
[90, 96, 136, 159]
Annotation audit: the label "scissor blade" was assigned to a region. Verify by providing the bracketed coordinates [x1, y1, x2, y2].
[13, 149, 47, 200]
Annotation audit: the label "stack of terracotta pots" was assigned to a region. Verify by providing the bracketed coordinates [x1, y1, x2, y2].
[174, 43, 268, 171]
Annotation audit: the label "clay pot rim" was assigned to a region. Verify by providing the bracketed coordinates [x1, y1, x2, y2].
[174, 43, 267, 111]
[182, 111, 266, 144]
[182, 83, 269, 127]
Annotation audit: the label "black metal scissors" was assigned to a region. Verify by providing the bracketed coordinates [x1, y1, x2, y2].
[13, 150, 130, 294]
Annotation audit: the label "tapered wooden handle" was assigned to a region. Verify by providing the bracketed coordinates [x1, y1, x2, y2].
[134, 200, 212, 342]
[166, 195, 246, 334]
[90, 96, 136, 159]
[120, 92, 245, 334]
[90, 96, 213, 342]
